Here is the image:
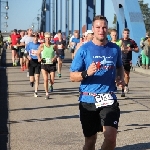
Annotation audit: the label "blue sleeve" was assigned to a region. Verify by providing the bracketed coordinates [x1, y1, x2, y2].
[116, 47, 123, 68]
[70, 47, 86, 72]
[71, 38, 74, 42]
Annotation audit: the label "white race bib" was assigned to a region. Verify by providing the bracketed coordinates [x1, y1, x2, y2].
[24, 50, 27, 54]
[45, 58, 53, 64]
[94, 93, 114, 108]
[21, 48, 25, 52]
[31, 49, 37, 56]
[14, 45, 17, 49]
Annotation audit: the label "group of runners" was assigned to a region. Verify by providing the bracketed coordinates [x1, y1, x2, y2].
[9, 29, 66, 99]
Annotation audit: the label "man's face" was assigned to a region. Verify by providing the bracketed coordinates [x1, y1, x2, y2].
[20, 31, 25, 37]
[58, 33, 62, 39]
[74, 32, 79, 38]
[41, 32, 44, 36]
[87, 33, 93, 41]
[92, 20, 108, 42]
[123, 31, 130, 39]
[33, 36, 38, 43]
[28, 29, 33, 35]
[110, 31, 117, 41]
[13, 31, 17, 35]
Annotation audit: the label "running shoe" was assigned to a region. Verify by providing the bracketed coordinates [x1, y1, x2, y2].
[121, 92, 125, 97]
[49, 85, 53, 92]
[27, 71, 29, 77]
[124, 86, 129, 93]
[58, 73, 61, 78]
[34, 92, 38, 97]
[30, 82, 34, 87]
[13, 63, 17, 67]
[45, 95, 49, 100]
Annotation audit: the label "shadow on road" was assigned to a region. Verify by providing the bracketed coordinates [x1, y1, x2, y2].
[0, 49, 9, 150]
[116, 142, 150, 150]
[9, 114, 79, 124]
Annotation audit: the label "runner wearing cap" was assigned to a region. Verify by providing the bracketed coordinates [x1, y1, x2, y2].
[74, 30, 94, 56]
[37, 32, 58, 100]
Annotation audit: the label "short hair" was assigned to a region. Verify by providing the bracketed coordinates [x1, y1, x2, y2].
[123, 28, 130, 32]
[92, 15, 108, 25]
[57, 32, 62, 35]
[44, 32, 51, 37]
[111, 29, 117, 33]
[58, 30, 61, 33]
[32, 34, 39, 38]
[74, 30, 79, 34]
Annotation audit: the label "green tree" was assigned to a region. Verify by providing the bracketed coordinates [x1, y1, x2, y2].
[138, 0, 150, 32]
[112, 14, 117, 29]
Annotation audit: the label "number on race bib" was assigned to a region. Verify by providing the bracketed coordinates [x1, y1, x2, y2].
[14, 45, 17, 49]
[21, 48, 25, 53]
[31, 50, 37, 56]
[94, 93, 114, 108]
[46, 58, 53, 64]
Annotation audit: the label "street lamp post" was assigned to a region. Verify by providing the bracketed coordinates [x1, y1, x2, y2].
[0, 1, 9, 31]
[1, 12, 8, 19]
[37, 14, 40, 32]
[31, 23, 34, 32]
[1, 21, 8, 27]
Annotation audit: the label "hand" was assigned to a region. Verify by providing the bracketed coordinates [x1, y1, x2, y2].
[126, 46, 132, 51]
[27, 56, 31, 60]
[38, 58, 42, 62]
[121, 45, 128, 53]
[52, 57, 57, 62]
[87, 62, 97, 76]
[115, 76, 125, 88]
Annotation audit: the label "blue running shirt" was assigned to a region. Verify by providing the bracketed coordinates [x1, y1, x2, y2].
[70, 41, 122, 103]
[26, 42, 40, 59]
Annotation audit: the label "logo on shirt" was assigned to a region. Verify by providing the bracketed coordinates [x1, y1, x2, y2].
[93, 56, 115, 70]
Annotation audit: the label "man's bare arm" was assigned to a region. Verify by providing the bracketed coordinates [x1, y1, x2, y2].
[132, 47, 139, 53]
[116, 65, 124, 80]
[70, 72, 83, 82]
[70, 62, 97, 82]
[37, 44, 43, 60]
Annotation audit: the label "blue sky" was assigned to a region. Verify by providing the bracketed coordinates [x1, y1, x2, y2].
[1, 0, 42, 32]
[1, 0, 150, 32]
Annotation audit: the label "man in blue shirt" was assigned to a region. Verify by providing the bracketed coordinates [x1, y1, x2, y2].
[70, 15, 125, 150]
[70, 30, 80, 60]
[26, 35, 41, 97]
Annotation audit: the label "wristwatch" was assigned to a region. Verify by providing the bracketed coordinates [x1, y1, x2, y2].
[81, 70, 88, 79]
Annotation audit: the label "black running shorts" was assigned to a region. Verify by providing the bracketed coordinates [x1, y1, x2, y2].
[41, 64, 56, 73]
[79, 101, 120, 137]
[11, 46, 18, 51]
[29, 59, 41, 76]
[123, 63, 131, 72]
